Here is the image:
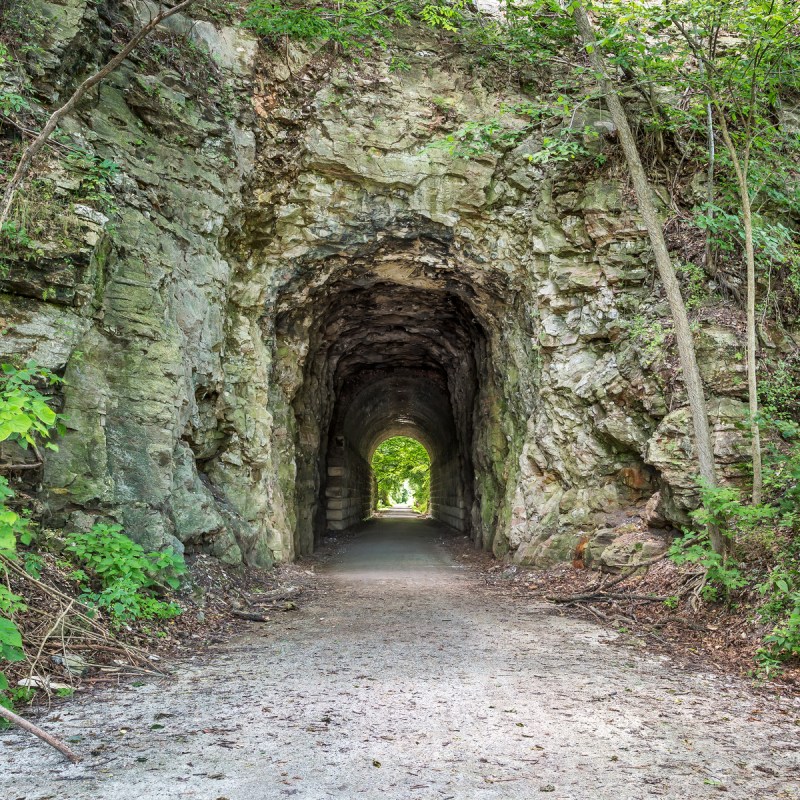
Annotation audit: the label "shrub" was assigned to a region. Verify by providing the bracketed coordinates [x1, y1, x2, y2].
[0, 361, 61, 708]
[671, 417, 800, 666]
[65, 524, 186, 625]
[668, 530, 748, 602]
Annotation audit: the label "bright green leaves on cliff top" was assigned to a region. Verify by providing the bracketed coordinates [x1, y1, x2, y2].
[243, 0, 415, 50]
[242, 0, 578, 62]
[372, 436, 431, 513]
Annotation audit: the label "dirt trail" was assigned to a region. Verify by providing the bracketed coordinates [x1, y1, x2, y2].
[2, 514, 798, 799]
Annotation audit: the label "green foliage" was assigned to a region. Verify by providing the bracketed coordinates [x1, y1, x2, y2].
[0, 0, 47, 67]
[0, 362, 62, 707]
[587, 0, 800, 313]
[419, 0, 467, 32]
[526, 130, 593, 165]
[756, 541, 800, 665]
[243, 0, 413, 52]
[625, 315, 669, 365]
[436, 117, 521, 158]
[0, 361, 64, 450]
[676, 260, 708, 310]
[371, 436, 431, 513]
[388, 54, 411, 72]
[64, 524, 186, 625]
[759, 357, 800, 421]
[671, 419, 800, 665]
[0, 220, 32, 251]
[0, 617, 24, 665]
[64, 151, 118, 212]
[432, 99, 596, 163]
[0, 91, 28, 115]
[668, 530, 748, 602]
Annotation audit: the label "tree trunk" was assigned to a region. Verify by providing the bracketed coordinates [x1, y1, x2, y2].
[571, 4, 725, 554]
[0, 0, 195, 228]
[713, 111, 763, 504]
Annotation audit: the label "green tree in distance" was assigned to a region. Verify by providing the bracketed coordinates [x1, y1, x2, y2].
[372, 437, 431, 512]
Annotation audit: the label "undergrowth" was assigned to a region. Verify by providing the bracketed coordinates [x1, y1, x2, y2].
[0, 364, 186, 711]
[64, 524, 185, 625]
[668, 416, 800, 675]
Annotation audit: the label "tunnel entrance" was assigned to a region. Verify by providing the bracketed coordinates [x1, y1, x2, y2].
[279, 246, 499, 557]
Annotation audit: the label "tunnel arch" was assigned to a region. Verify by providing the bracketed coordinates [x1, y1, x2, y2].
[275, 234, 509, 556]
[326, 369, 471, 532]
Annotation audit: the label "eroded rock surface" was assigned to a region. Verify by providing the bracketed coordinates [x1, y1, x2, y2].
[1, 2, 762, 566]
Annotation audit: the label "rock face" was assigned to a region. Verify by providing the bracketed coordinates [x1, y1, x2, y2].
[0, 2, 757, 568]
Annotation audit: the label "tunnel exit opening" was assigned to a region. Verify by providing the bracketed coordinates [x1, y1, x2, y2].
[371, 436, 431, 515]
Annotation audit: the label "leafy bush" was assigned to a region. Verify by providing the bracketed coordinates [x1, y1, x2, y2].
[756, 539, 800, 667]
[672, 419, 800, 666]
[668, 530, 748, 602]
[65, 524, 186, 625]
[0, 361, 61, 708]
[0, 361, 64, 450]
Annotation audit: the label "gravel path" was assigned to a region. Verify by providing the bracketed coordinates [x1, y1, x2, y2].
[2, 514, 798, 799]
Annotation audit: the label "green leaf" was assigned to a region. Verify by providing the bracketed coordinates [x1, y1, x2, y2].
[31, 398, 56, 425]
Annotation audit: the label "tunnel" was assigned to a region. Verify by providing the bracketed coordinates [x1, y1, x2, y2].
[278, 239, 495, 557]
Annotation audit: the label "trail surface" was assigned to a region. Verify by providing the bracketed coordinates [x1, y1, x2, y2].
[2, 514, 798, 799]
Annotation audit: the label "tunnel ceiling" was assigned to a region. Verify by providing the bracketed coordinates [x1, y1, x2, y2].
[324, 283, 481, 394]
[339, 370, 456, 462]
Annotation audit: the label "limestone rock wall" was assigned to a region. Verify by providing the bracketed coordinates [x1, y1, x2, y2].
[0, 2, 759, 568]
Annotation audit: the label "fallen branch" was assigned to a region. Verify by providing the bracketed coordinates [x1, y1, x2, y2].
[251, 586, 300, 604]
[546, 555, 667, 604]
[0, 461, 43, 472]
[231, 610, 270, 623]
[552, 592, 670, 605]
[0, 705, 80, 764]
[27, 599, 74, 689]
[0, 0, 196, 226]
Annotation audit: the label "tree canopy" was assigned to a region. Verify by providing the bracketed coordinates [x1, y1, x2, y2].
[371, 437, 431, 512]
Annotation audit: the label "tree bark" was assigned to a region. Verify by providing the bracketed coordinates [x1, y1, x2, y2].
[0, 0, 195, 228]
[571, 3, 725, 554]
[0, 705, 81, 763]
[713, 109, 763, 504]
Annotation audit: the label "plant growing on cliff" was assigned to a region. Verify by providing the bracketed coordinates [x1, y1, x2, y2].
[0, 361, 64, 452]
[243, 0, 414, 51]
[64, 523, 185, 625]
[671, 419, 800, 666]
[0, 362, 62, 710]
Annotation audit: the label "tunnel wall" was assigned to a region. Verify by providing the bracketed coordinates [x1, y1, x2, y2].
[325, 437, 371, 531]
[430, 455, 468, 532]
